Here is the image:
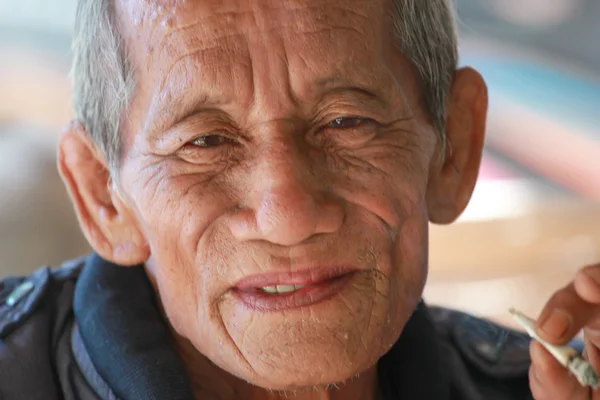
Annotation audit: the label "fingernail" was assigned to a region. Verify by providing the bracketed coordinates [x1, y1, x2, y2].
[538, 309, 572, 339]
[584, 267, 600, 287]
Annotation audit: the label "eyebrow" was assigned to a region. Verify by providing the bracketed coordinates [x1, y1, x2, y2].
[146, 75, 390, 141]
[315, 76, 377, 95]
[146, 91, 216, 142]
[312, 76, 390, 109]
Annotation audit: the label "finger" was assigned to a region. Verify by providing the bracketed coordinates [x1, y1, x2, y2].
[529, 341, 589, 400]
[581, 334, 600, 399]
[584, 331, 600, 372]
[535, 282, 599, 344]
[529, 365, 547, 400]
[576, 265, 600, 353]
[575, 265, 600, 305]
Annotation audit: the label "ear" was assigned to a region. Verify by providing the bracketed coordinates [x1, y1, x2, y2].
[426, 67, 488, 224]
[57, 121, 150, 265]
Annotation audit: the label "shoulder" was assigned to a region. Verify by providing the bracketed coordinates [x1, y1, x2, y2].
[0, 256, 87, 399]
[0, 256, 85, 339]
[429, 306, 534, 399]
[430, 306, 532, 374]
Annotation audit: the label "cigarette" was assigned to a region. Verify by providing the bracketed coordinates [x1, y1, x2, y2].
[508, 307, 599, 390]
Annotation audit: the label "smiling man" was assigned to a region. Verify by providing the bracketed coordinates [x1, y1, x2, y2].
[0, 1, 598, 399]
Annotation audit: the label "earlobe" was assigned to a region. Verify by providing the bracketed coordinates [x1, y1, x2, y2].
[57, 120, 150, 265]
[427, 67, 488, 225]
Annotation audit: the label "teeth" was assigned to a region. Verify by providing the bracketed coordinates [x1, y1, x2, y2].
[261, 286, 277, 294]
[275, 284, 296, 293]
[260, 284, 306, 294]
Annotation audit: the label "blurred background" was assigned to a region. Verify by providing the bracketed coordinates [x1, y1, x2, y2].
[0, 0, 598, 327]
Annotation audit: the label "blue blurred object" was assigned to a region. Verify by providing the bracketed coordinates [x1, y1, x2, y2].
[462, 55, 600, 138]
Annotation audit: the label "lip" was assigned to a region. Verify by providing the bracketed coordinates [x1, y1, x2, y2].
[233, 265, 358, 288]
[232, 266, 359, 312]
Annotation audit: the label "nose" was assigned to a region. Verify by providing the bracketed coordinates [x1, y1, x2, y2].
[230, 139, 344, 246]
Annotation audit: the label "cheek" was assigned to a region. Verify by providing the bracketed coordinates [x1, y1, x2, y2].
[133, 165, 233, 253]
[323, 142, 431, 318]
[129, 171, 236, 331]
[344, 154, 430, 335]
[331, 146, 430, 233]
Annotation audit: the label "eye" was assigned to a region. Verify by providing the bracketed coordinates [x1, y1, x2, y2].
[328, 117, 372, 129]
[189, 134, 230, 148]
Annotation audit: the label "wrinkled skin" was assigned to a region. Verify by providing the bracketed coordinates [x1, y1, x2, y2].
[58, 0, 488, 399]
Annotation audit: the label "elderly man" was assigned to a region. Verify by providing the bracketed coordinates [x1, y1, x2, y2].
[1, 0, 598, 399]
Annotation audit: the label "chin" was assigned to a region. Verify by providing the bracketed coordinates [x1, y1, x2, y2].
[227, 309, 402, 392]
[243, 349, 381, 391]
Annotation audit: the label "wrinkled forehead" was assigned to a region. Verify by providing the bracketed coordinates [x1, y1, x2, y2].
[111, 0, 410, 143]
[114, 0, 388, 57]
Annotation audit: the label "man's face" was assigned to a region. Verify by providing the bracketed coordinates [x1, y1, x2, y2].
[110, 0, 443, 390]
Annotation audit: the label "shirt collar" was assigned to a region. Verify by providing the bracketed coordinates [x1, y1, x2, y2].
[73, 253, 450, 400]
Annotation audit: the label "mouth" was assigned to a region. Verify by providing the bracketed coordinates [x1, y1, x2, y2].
[232, 267, 358, 312]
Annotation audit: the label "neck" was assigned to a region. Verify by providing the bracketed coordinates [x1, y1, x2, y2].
[171, 332, 381, 400]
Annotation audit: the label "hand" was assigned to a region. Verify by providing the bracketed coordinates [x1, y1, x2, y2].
[529, 264, 600, 399]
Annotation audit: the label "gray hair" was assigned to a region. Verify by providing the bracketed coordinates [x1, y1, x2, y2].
[391, 0, 458, 142]
[71, 0, 457, 171]
[71, 0, 134, 171]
